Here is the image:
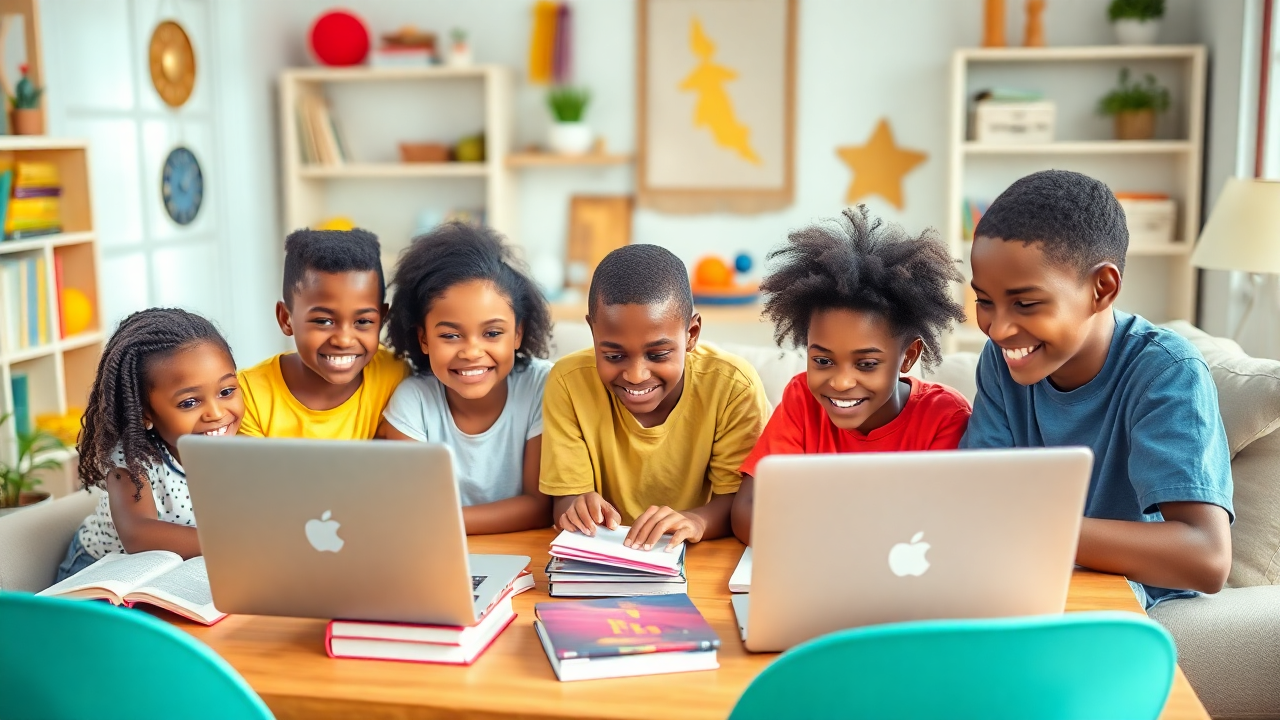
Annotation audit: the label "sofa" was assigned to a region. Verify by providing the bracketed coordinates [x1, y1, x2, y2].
[2, 321, 1275, 718]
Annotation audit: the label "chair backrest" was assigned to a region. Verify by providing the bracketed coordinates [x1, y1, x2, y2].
[0, 593, 273, 720]
[729, 612, 1176, 720]
[0, 489, 99, 591]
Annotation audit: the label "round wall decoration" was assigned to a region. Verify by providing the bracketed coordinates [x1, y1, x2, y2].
[162, 147, 203, 225]
[149, 20, 196, 108]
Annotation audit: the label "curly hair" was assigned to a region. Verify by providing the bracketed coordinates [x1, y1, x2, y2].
[79, 308, 234, 499]
[760, 205, 965, 371]
[975, 169, 1128, 276]
[386, 222, 551, 374]
[588, 244, 693, 322]
[283, 227, 385, 306]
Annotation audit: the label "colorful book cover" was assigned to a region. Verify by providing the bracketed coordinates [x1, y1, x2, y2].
[0, 170, 12, 237]
[10, 374, 29, 436]
[53, 253, 64, 339]
[8, 227, 62, 240]
[14, 161, 60, 189]
[25, 258, 38, 347]
[533, 594, 720, 660]
[35, 255, 47, 344]
[17, 258, 29, 348]
[12, 186, 61, 199]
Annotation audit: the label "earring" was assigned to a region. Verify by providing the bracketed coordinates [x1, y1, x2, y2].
[145, 421, 154, 430]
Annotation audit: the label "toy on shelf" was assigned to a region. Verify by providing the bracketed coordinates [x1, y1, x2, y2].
[691, 253, 758, 306]
[60, 287, 93, 336]
[309, 10, 370, 67]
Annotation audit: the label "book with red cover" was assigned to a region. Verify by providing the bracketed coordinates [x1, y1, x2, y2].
[535, 594, 719, 659]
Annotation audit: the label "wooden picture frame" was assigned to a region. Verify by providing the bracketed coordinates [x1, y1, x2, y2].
[637, 0, 796, 214]
[566, 196, 634, 292]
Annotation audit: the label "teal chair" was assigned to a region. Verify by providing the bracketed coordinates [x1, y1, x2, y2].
[0, 592, 273, 720]
[729, 612, 1175, 720]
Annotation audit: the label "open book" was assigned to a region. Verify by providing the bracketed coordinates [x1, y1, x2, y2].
[38, 551, 225, 625]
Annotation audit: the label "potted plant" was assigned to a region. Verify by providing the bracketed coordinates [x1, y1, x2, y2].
[0, 414, 68, 518]
[1108, 0, 1164, 45]
[1098, 68, 1170, 141]
[547, 86, 592, 155]
[9, 63, 44, 136]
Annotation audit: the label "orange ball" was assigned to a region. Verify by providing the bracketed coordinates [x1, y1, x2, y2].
[693, 257, 733, 289]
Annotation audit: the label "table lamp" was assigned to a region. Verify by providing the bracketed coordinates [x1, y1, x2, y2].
[1190, 178, 1280, 339]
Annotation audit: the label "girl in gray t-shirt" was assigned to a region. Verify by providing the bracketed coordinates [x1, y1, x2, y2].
[377, 223, 555, 534]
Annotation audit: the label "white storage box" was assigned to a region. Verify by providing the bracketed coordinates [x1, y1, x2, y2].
[971, 101, 1056, 144]
[1118, 197, 1178, 249]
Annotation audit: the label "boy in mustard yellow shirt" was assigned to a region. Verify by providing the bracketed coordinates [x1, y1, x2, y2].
[238, 228, 409, 439]
[541, 245, 768, 552]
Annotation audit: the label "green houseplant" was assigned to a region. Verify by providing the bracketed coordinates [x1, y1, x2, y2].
[9, 62, 44, 136]
[1108, 0, 1164, 45]
[1098, 68, 1170, 141]
[0, 413, 68, 517]
[546, 86, 593, 155]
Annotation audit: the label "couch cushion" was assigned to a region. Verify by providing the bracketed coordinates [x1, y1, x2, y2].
[1164, 321, 1280, 457]
[1223, 430, 1280, 587]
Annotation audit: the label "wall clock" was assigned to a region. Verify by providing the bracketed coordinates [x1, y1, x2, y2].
[149, 20, 196, 108]
[162, 147, 203, 225]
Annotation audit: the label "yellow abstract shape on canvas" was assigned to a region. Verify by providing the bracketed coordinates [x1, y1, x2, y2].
[679, 17, 761, 166]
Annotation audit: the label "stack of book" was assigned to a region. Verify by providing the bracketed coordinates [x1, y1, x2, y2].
[0, 254, 52, 350]
[325, 571, 534, 665]
[534, 594, 721, 681]
[546, 527, 686, 598]
[295, 94, 348, 167]
[5, 161, 62, 239]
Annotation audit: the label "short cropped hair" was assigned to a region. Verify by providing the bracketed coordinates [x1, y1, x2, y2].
[587, 244, 693, 322]
[760, 205, 965, 371]
[282, 228, 385, 306]
[974, 169, 1129, 275]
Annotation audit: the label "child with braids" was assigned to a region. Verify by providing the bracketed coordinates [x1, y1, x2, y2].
[376, 223, 555, 534]
[55, 308, 244, 582]
[731, 206, 972, 543]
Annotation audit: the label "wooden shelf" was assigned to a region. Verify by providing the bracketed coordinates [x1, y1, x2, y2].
[0, 137, 89, 152]
[298, 163, 489, 179]
[506, 152, 633, 168]
[3, 343, 58, 363]
[60, 331, 104, 352]
[283, 65, 497, 83]
[0, 231, 95, 256]
[964, 140, 1195, 155]
[957, 45, 1205, 63]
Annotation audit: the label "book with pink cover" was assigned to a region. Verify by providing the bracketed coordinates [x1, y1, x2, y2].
[549, 527, 685, 576]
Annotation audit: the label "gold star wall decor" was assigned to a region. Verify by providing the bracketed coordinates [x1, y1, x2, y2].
[836, 118, 927, 209]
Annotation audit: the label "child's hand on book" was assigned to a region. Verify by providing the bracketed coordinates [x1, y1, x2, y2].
[559, 492, 621, 537]
[625, 506, 704, 552]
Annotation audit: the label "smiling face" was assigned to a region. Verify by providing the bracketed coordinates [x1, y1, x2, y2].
[970, 236, 1120, 390]
[588, 299, 700, 428]
[419, 279, 523, 402]
[806, 308, 921, 433]
[276, 269, 386, 387]
[143, 341, 244, 459]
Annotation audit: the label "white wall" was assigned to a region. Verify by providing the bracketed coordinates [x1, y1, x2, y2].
[40, 0, 1263, 362]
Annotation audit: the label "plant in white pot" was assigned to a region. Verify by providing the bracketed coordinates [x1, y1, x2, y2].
[0, 414, 68, 517]
[547, 86, 593, 155]
[1108, 0, 1164, 45]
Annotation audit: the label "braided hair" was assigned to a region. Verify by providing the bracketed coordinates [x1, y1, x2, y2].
[79, 308, 234, 499]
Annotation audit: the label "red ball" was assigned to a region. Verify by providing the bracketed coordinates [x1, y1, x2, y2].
[309, 10, 370, 67]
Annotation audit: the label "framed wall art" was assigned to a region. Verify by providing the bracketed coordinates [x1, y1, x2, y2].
[637, 0, 796, 214]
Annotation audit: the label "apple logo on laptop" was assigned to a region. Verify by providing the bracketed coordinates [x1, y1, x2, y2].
[888, 531, 930, 577]
[305, 510, 344, 552]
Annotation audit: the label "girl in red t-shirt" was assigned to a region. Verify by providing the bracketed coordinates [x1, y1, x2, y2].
[731, 205, 972, 543]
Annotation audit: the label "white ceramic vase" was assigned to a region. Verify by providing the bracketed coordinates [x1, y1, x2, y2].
[548, 122, 593, 155]
[1112, 18, 1160, 45]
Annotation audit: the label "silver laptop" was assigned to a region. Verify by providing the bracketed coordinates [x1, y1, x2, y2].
[735, 448, 1092, 652]
[179, 436, 529, 626]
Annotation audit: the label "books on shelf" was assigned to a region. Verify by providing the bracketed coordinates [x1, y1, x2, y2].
[4, 161, 62, 239]
[296, 94, 348, 167]
[38, 551, 226, 625]
[729, 547, 751, 593]
[534, 594, 721, 681]
[0, 255, 53, 350]
[325, 571, 534, 665]
[547, 527, 688, 597]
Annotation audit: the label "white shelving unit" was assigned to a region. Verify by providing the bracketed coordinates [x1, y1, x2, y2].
[947, 45, 1207, 352]
[279, 66, 516, 265]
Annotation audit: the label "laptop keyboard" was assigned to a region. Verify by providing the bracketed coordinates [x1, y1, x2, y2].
[472, 575, 487, 602]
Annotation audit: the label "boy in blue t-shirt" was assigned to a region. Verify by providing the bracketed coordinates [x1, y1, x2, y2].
[960, 169, 1233, 609]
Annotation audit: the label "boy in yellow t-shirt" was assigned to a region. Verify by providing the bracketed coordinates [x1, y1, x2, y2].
[238, 228, 409, 439]
[541, 245, 768, 552]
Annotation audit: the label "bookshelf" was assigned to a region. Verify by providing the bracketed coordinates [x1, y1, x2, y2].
[0, 138, 102, 495]
[947, 45, 1207, 353]
[279, 65, 516, 268]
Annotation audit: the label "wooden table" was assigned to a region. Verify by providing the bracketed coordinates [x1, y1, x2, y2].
[175, 530, 1209, 720]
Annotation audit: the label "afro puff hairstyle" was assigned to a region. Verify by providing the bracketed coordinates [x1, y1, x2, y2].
[760, 205, 965, 371]
[385, 222, 552, 375]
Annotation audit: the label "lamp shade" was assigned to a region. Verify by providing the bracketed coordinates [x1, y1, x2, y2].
[1190, 178, 1280, 274]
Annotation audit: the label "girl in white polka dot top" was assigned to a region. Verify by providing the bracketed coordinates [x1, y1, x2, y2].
[56, 308, 245, 583]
